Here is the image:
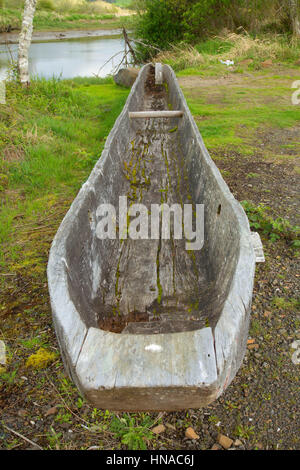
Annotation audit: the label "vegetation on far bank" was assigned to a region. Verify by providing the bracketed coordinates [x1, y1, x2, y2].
[0, 0, 134, 33]
[0, 0, 299, 452]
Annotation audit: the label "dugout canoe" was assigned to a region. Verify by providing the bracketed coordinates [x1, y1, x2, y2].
[47, 63, 258, 411]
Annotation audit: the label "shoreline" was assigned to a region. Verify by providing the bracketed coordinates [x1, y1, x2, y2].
[0, 28, 124, 45]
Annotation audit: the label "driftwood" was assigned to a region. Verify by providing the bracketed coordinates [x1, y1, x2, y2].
[48, 64, 257, 411]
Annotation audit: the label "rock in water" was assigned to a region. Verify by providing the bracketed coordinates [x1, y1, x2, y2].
[113, 68, 140, 88]
[217, 433, 233, 449]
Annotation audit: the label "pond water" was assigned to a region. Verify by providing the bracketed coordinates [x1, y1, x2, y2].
[0, 35, 127, 80]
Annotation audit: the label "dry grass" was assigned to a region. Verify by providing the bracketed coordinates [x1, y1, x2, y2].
[218, 31, 300, 62]
[2, 144, 25, 163]
[155, 31, 300, 71]
[155, 44, 205, 70]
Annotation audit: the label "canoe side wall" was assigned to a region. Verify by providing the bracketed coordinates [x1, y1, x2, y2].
[163, 64, 256, 396]
[164, 66, 243, 325]
[47, 65, 153, 391]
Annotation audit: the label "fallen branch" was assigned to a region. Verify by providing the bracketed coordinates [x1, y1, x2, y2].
[2, 423, 43, 450]
[94, 50, 125, 77]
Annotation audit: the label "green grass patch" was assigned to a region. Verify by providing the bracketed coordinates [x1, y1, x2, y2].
[272, 297, 300, 311]
[0, 77, 129, 278]
[182, 81, 300, 151]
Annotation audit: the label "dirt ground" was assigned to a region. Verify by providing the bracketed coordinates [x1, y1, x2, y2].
[0, 67, 299, 451]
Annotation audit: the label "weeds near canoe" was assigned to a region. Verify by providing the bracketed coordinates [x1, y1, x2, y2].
[235, 424, 255, 440]
[241, 200, 300, 246]
[110, 414, 155, 450]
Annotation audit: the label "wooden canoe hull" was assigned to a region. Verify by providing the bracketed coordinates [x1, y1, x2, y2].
[47, 64, 256, 411]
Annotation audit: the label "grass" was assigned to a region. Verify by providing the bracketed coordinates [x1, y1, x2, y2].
[178, 69, 300, 155]
[185, 94, 299, 152]
[155, 32, 300, 74]
[0, 77, 129, 277]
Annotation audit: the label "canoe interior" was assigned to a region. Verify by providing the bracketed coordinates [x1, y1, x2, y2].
[64, 65, 241, 335]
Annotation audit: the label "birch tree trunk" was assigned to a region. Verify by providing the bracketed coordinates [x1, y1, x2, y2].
[18, 0, 37, 86]
[289, 0, 300, 37]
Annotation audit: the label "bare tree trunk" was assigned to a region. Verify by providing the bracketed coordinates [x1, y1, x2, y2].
[289, 0, 300, 37]
[18, 0, 37, 86]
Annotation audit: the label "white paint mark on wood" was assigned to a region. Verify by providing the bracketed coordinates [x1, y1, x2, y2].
[145, 344, 163, 352]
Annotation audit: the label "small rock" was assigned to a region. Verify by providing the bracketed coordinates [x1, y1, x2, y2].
[185, 427, 200, 440]
[217, 433, 233, 449]
[211, 443, 222, 450]
[151, 424, 166, 435]
[45, 406, 58, 417]
[234, 439, 243, 447]
[248, 343, 259, 350]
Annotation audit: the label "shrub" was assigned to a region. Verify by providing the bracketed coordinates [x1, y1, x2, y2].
[182, 0, 232, 43]
[134, 0, 189, 60]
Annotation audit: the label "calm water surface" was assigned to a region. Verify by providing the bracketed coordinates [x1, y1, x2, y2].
[0, 36, 126, 80]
